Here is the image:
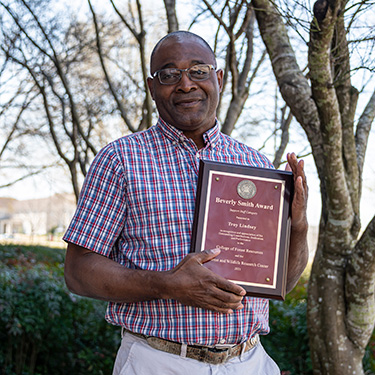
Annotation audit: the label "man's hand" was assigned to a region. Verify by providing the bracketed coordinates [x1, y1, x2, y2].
[286, 152, 308, 231]
[65, 243, 245, 313]
[285, 152, 309, 292]
[163, 248, 246, 314]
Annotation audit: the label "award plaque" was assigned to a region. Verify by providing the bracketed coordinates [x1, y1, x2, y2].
[190, 160, 293, 300]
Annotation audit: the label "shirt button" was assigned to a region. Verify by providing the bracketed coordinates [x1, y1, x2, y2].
[196, 153, 200, 159]
[219, 338, 226, 344]
[179, 136, 185, 143]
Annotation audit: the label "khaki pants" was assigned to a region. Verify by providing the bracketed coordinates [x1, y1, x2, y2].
[112, 330, 280, 375]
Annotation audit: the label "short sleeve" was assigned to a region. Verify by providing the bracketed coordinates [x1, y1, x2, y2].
[63, 144, 127, 257]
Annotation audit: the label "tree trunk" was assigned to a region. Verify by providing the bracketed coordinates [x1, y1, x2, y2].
[253, 0, 375, 373]
[307, 225, 365, 374]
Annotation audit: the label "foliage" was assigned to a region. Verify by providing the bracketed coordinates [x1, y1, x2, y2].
[0, 244, 119, 375]
[262, 276, 312, 375]
[0, 244, 65, 265]
[262, 275, 375, 375]
[364, 330, 375, 375]
[3, 244, 375, 374]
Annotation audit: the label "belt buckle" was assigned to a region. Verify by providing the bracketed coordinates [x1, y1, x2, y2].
[212, 343, 235, 350]
[200, 346, 229, 365]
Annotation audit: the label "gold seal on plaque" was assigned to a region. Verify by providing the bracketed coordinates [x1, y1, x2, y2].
[237, 180, 257, 199]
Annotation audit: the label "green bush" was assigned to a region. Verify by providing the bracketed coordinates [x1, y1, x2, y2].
[262, 278, 312, 375]
[0, 244, 119, 375]
[2, 244, 375, 375]
[364, 330, 375, 374]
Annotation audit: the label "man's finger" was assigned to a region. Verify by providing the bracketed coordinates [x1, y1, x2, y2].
[214, 276, 247, 296]
[195, 248, 221, 264]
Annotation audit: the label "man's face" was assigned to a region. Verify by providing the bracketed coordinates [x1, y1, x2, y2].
[147, 37, 223, 138]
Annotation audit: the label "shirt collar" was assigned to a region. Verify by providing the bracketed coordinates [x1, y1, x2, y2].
[156, 117, 220, 149]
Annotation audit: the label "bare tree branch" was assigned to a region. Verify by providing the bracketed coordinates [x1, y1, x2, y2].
[346, 214, 375, 348]
[201, 1, 266, 136]
[163, 0, 179, 32]
[88, 0, 136, 132]
[109, 0, 153, 130]
[273, 107, 293, 168]
[252, 0, 322, 142]
[201, 0, 231, 35]
[332, 13, 361, 219]
[21, 0, 97, 156]
[0, 164, 56, 189]
[356, 89, 375, 176]
[0, 90, 36, 159]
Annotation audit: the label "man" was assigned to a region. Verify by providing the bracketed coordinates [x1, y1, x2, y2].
[64, 31, 308, 374]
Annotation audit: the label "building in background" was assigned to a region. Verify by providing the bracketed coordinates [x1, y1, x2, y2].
[0, 194, 76, 238]
[0, 193, 319, 257]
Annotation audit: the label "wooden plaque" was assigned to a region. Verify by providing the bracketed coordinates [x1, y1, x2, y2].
[190, 159, 293, 300]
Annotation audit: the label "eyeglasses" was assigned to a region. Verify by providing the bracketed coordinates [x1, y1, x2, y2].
[151, 64, 215, 85]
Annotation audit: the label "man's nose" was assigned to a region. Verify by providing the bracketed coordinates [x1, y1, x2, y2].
[176, 71, 198, 92]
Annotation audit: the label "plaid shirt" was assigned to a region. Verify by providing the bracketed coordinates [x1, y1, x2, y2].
[64, 118, 273, 346]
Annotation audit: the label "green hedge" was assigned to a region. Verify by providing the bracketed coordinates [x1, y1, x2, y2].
[0, 245, 119, 375]
[1, 244, 375, 375]
[262, 278, 312, 374]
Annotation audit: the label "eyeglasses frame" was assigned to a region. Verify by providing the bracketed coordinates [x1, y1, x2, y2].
[151, 64, 216, 85]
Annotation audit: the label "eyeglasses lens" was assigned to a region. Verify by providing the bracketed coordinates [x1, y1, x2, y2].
[158, 64, 212, 85]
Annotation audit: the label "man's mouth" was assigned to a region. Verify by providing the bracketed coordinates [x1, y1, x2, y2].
[175, 98, 201, 107]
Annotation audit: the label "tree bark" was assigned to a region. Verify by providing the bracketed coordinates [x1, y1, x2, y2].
[163, 0, 179, 33]
[252, 0, 326, 181]
[253, 0, 375, 372]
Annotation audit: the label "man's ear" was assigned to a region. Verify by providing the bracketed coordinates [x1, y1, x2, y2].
[216, 69, 224, 93]
[147, 77, 155, 101]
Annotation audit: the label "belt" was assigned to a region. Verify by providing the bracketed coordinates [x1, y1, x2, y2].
[124, 329, 259, 365]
